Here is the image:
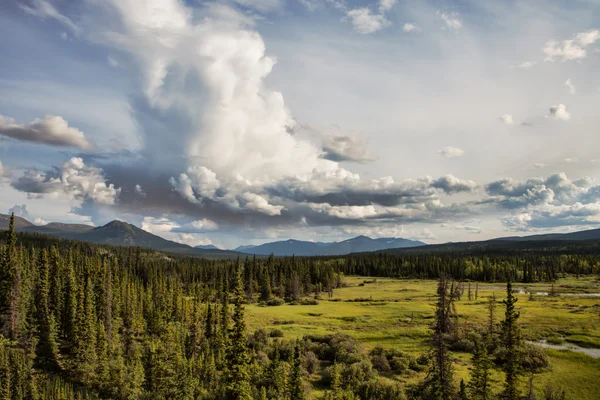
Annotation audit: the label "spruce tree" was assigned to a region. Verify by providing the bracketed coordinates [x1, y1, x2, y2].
[501, 281, 522, 400]
[421, 274, 457, 400]
[289, 341, 305, 400]
[459, 380, 468, 400]
[35, 249, 60, 370]
[0, 214, 21, 340]
[224, 263, 252, 399]
[63, 249, 78, 342]
[469, 341, 493, 400]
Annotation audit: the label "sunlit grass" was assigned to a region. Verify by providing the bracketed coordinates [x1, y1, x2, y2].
[246, 275, 600, 398]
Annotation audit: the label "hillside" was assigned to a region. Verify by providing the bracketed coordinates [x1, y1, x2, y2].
[0, 214, 237, 258]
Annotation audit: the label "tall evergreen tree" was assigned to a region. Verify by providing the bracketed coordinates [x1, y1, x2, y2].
[0, 214, 21, 340]
[289, 341, 305, 400]
[468, 341, 493, 400]
[421, 274, 457, 400]
[224, 263, 252, 399]
[34, 249, 60, 370]
[501, 281, 522, 400]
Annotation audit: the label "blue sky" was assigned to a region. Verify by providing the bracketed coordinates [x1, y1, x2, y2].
[0, 0, 599, 249]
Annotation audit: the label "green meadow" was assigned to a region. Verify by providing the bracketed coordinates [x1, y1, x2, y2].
[246, 276, 600, 399]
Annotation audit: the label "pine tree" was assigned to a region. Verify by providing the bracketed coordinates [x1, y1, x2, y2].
[421, 274, 457, 400]
[289, 341, 305, 400]
[487, 293, 496, 337]
[0, 214, 21, 340]
[63, 249, 78, 342]
[73, 277, 97, 383]
[260, 265, 272, 302]
[469, 341, 493, 400]
[501, 281, 522, 400]
[224, 263, 252, 399]
[35, 249, 60, 370]
[265, 346, 286, 399]
[459, 380, 468, 400]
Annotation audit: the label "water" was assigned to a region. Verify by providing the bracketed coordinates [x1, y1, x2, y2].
[528, 340, 600, 358]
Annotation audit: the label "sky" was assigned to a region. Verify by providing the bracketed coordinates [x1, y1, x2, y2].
[0, 0, 599, 249]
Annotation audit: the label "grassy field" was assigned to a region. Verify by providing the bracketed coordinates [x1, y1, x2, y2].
[246, 276, 600, 399]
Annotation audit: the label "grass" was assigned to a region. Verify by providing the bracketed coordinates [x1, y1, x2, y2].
[246, 276, 600, 399]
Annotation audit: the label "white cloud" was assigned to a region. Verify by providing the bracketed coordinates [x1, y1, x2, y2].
[513, 61, 536, 69]
[439, 12, 462, 30]
[378, 0, 397, 13]
[322, 133, 376, 163]
[437, 146, 465, 158]
[343, 0, 397, 34]
[298, 0, 320, 12]
[107, 56, 119, 68]
[177, 219, 219, 232]
[499, 113, 514, 125]
[12, 157, 120, 206]
[548, 104, 571, 121]
[232, 0, 283, 12]
[8, 204, 32, 220]
[534, 163, 544, 169]
[135, 184, 146, 197]
[564, 157, 578, 163]
[345, 8, 390, 34]
[33, 217, 48, 226]
[543, 29, 600, 62]
[241, 192, 284, 216]
[402, 23, 419, 32]
[0, 114, 92, 150]
[141, 216, 217, 247]
[565, 78, 576, 95]
[20, 0, 79, 34]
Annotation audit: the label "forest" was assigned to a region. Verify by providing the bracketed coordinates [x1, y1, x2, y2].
[1, 213, 598, 399]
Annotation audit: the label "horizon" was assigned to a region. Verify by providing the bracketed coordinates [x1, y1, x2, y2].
[5, 210, 599, 251]
[1, 0, 600, 249]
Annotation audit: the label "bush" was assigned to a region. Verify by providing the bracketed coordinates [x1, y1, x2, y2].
[248, 328, 269, 351]
[369, 347, 418, 374]
[303, 351, 321, 375]
[305, 334, 365, 364]
[266, 298, 284, 306]
[371, 353, 391, 373]
[269, 329, 285, 338]
[356, 379, 405, 400]
[522, 344, 550, 372]
[299, 298, 319, 305]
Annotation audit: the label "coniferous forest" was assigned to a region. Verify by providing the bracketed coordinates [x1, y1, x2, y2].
[0, 214, 598, 399]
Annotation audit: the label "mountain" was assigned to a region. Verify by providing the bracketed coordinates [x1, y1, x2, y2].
[0, 214, 237, 258]
[491, 228, 600, 242]
[377, 227, 600, 255]
[195, 244, 220, 250]
[0, 213, 35, 230]
[235, 235, 426, 256]
[234, 244, 257, 252]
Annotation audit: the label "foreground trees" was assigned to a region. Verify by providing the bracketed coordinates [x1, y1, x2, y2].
[0, 216, 574, 399]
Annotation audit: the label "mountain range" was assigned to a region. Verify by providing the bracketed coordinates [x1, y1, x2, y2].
[234, 236, 427, 256]
[3, 213, 600, 257]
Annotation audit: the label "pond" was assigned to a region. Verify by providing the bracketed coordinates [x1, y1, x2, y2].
[528, 340, 600, 358]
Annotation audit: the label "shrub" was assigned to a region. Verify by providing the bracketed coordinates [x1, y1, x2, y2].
[299, 298, 320, 305]
[356, 379, 405, 400]
[269, 329, 285, 338]
[371, 353, 391, 373]
[266, 298, 284, 306]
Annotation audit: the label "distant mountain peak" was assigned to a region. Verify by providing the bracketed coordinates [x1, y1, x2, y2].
[234, 235, 426, 256]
